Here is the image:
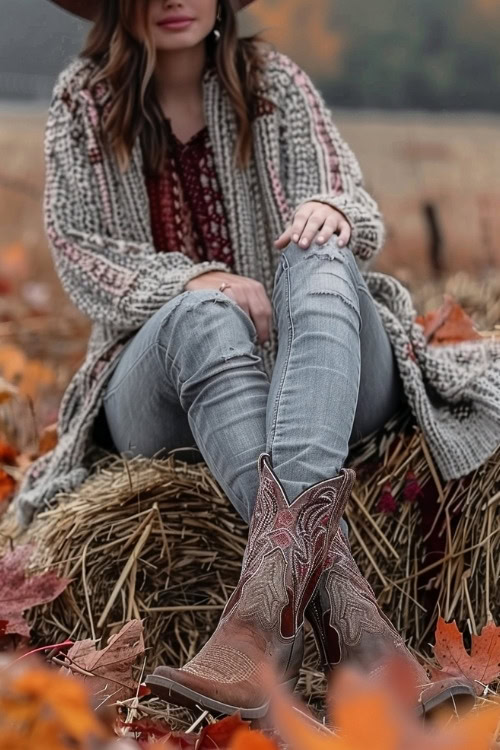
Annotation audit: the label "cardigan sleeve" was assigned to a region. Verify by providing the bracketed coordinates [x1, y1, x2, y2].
[276, 53, 386, 263]
[44, 83, 232, 333]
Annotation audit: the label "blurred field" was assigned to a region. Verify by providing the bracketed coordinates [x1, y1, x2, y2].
[1, 103, 500, 301]
[335, 109, 500, 279]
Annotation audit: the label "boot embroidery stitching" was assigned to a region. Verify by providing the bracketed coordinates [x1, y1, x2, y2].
[236, 548, 288, 631]
[326, 531, 406, 649]
[181, 645, 258, 683]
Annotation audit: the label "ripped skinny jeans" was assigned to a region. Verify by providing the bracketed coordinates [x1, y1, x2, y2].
[101, 238, 403, 523]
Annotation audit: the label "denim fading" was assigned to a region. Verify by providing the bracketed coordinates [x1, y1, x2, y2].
[102, 237, 403, 523]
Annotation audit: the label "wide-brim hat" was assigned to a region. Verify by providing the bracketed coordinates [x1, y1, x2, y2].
[48, 0, 255, 22]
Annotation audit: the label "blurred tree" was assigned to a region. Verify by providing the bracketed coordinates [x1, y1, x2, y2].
[248, 0, 500, 111]
[249, 0, 344, 76]
[2, 0, 500, 110]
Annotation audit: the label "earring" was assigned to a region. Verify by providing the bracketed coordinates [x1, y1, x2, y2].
[213, 3, 222, 41]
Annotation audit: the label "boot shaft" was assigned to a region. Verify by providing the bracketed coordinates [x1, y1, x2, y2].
[225, 453, 355, 638]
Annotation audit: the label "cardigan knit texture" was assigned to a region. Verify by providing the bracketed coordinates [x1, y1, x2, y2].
[13, 48, 500, 527]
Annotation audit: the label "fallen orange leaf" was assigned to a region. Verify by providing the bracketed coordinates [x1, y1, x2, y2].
[416, 296, 481, 346]
[11, 667, 106, 743]
[38, 422, 58, 456]
[0, 241, 30, 286]
[433, 617, 500, 695]
[0, 469, 16, 503]
[230, 727, 280, 750]
[0, 345, 56, 402]
[199, 714, 250, 750]
[0, 440, 18, 465]
[444, 702, 500, 750]
[270, 661, 500, 750]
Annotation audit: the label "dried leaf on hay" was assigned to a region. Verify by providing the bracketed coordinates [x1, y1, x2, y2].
[0, 543, 70, 638]
[415, 296, 482, 346]
[433, 616, 500, 695]
[60, 619, 145, 706]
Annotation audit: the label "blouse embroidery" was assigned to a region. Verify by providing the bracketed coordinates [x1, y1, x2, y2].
[145, 117, 235, 268]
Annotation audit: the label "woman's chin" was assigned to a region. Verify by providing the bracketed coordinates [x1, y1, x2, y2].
[152, 30, 206, 53]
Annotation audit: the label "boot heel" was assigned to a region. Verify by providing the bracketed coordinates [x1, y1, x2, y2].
[417, 682, 476, 719]
[306, 595, 334, 672]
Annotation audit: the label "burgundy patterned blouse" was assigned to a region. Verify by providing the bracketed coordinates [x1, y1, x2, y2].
[145, 117, 235, 268]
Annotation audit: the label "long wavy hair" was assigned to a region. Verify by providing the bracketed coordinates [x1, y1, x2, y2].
[80, 0, 270, 174]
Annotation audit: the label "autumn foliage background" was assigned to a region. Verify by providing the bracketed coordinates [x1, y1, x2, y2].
[0, 0, 499, 747]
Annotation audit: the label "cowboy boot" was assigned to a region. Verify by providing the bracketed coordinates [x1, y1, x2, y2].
[306, 528, 477, 717]
[146, 452, 355, 719]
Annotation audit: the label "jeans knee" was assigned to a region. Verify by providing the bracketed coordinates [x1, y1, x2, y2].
[175, 288, 230, 309]
[158, 289, 235, 327]
[279, 237, 360, 310]
[158, 289, 258, 360]
[281, 235, 348, 268]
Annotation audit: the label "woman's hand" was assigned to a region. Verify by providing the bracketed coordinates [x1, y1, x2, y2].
[274, 201, 352, 251]
[184, 271, 272, 345]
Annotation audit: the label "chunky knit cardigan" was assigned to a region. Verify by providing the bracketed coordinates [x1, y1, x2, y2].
[13, 49, 500, 527]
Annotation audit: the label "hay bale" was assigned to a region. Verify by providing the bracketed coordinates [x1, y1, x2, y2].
[1, 409, 498, 709]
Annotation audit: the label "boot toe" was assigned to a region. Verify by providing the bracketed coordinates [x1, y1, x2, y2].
[145, 664, 268, 718]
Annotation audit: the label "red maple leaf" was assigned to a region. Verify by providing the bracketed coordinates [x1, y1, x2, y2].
[432, 616, 500, 695]
[0, 544, 70, 638]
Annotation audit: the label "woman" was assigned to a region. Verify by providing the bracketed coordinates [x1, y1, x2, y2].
[16, 0, 498, 719]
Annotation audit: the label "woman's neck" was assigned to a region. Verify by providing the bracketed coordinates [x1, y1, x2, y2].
[154, 42, 207, 104]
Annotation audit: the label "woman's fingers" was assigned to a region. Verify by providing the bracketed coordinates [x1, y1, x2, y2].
[291, 206, 325, 247]
[274, 205, 315, 249]
[248, 286, 273, 344]
[224, 282, 271, 345]
[274, 205, 352, 252]
[294, 218, 326, 248]
[274, 224, 294, 250]
[337, 218, 352, 247]
[316, 218, 340, 244]
[223, 287, 251, 320]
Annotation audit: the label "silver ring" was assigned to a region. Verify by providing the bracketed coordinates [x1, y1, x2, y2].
[219, 282, 231, 292]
